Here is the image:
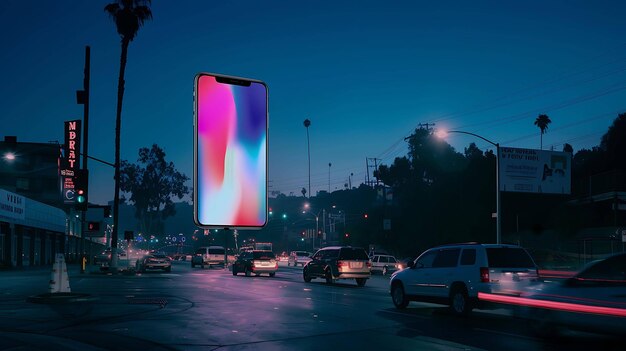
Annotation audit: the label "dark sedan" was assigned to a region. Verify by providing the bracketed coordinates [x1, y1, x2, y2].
[232, 250, 278, 277]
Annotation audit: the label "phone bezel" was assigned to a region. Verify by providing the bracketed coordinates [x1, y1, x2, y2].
[193, 72, 268, 229]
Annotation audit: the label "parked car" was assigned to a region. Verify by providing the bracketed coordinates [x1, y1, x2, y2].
[191, 246, 225, 268]
[518, 252, 626, 337]
[137, 253, 172, 272]
[370, 254, 403, 275]
[232, 250, 278, 277]
[288, 251, 312, 267]
[303, 246, 371, 286]
[390, 243, 539, 315]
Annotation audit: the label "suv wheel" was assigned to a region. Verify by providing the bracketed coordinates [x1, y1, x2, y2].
[450, 286, 472, 315]
[245, 267, 252, 277]
[191, 261, 195, 268]
[325, 270, 334, 285]
[356, 278, 367, 287]
[232, 266, 238, 276]
[303, 268, 312, 282]
[391, 282, 409, 309]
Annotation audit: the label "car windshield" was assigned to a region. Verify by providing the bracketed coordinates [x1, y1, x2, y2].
[339, 248, 369, 260]
[296, 252, 309, 257]
[253, 251, 275, 260]
[208, 248, 225, 255]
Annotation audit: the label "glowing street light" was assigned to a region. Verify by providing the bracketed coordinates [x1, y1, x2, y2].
[3, 152, 16, 162]
[436, 129, 501, 244]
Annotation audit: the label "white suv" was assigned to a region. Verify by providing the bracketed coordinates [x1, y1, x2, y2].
[390, 243, 539, 315]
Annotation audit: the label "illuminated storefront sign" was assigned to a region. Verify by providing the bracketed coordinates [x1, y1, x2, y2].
[61, 120, 81, 204]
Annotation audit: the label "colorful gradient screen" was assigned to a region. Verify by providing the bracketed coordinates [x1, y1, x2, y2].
[196, 74, 267, 228]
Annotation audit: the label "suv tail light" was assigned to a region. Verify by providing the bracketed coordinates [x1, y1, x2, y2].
[366, 261, 372, 268]
[337, 260, 348, 270]
[480, 267, 490, 283]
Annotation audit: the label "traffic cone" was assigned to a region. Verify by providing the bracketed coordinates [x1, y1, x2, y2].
[49, 253, 71, 293]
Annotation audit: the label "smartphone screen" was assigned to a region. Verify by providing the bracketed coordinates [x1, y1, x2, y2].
[194, 73, 268, 228]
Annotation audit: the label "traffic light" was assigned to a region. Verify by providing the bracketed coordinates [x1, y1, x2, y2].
[74, 169, 89, 211]
[87, 221, 100, 231]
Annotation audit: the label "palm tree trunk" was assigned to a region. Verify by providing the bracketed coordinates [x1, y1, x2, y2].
[112, 38, 130, 262]
[540, 132, 543, 150]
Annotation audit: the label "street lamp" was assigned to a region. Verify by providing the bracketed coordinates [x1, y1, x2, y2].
[3, 152, 16, 162]
[303, 203, 321, 249]
[304, 118, 311, 198]
[436, 130, 501, 244]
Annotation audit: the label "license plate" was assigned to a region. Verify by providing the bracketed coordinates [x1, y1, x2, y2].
[349, 262, 363, 269]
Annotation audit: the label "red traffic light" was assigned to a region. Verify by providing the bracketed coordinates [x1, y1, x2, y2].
[364, 214, 368, 219]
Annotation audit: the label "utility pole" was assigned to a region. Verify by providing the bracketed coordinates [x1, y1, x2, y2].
[77, 46, 90, 273]
[366, 158, 382, 187]
[417, 122, 435, 132]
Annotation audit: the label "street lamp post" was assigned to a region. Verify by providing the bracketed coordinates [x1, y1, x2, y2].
[328, 162, 332, 193]
[304, 119, 311, 198]
[436, 130, 501, 244]
[303, 203, 321, 249]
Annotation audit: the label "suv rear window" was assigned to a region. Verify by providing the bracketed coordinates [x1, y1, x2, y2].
[339, 248, 369, 260]
[253, 251, 275, 260]
[486, 248, 535, 268]
[209, 248, 225, 255]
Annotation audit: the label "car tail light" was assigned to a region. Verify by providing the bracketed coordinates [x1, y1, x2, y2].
[480, 267, 490, 283]
[337, 260, 348, 271]
[366, 261, 372, 268]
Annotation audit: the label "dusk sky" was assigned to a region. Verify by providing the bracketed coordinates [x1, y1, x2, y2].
[2, 1, 626, 206]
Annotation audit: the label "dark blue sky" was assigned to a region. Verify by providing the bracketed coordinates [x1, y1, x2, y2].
[2, 1, 626, 205]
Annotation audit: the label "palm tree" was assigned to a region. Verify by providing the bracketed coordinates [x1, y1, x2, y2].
[105, 0, 152, 265]
[534, 114, 552, 150]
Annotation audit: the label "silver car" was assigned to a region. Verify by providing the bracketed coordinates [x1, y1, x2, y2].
[288, 251, 312, 267]
[370, 254, 403, 275]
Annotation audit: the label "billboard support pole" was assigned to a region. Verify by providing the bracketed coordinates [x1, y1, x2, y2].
[496, 143, 501, 244]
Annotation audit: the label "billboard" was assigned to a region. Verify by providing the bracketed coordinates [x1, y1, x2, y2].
[499, 147, 571, 194]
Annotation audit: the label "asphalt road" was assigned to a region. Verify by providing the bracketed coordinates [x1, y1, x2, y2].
[0, 261, 623, 351]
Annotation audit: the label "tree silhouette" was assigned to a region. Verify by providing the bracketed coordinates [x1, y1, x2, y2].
[104, 0, 152, 254]
[120, 144, 189, 237]
[563, 143, 573, 154]
[600, 112, 626, 171]
[534, 114, 552, 150]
